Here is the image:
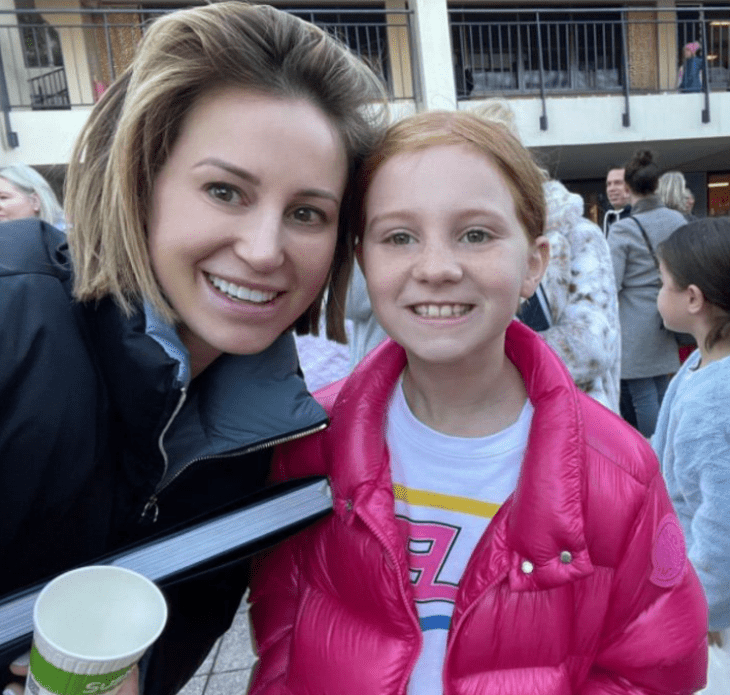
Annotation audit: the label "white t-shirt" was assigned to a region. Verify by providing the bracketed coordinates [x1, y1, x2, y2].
[386, 378, 533, 695]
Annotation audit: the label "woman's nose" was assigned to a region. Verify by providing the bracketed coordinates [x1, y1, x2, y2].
[232, 211, 285, 272]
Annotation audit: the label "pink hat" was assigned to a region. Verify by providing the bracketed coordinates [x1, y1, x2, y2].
[685, 41, 700, 55]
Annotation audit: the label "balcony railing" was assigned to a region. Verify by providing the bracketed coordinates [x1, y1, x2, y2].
[0, 6, 416, 113]
[450, 6, 730, 100]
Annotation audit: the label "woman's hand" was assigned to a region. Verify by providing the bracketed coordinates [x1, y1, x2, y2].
[4, 653, 29, 695]
[5, 658, 139, 695]
[708, 631, 723, 647]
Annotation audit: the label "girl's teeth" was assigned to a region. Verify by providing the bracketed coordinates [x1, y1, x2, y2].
[208, 274, 277, 303]
[414, 304, 470, 317]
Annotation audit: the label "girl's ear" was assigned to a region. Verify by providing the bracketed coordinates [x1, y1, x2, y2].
[686, 284, 705, 315]
[520, 235, 550, 299]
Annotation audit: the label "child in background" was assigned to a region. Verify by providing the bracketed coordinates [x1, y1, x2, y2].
[653, 217, 730, 693]
[677, 41, 703, 92]
[248, 111, 707, 694]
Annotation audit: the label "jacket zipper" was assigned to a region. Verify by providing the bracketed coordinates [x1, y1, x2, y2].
[139, 414, 328, 523]
[356, 509, 422, 695]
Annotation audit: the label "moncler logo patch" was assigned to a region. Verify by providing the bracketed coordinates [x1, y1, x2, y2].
[650, 514, 687, 588]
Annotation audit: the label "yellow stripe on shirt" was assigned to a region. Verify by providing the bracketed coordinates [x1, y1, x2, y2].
[393, 484, 500, 518]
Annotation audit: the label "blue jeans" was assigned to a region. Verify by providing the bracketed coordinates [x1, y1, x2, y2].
[622, 375, 670, 438]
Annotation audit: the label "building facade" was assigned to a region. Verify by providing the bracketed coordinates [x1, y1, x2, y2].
[1, 0, 729, 215]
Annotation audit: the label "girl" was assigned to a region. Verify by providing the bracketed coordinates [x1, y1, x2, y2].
[0, 4, 385, 695]
[248, 111, 707, 694]
[653, 218, 730, 693]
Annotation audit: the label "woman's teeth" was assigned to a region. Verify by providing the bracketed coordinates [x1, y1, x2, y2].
[207, 274, 278, 303]
[412, 304, 471, 318]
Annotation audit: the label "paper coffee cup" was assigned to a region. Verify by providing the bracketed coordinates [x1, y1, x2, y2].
[25, 566, 168, 695]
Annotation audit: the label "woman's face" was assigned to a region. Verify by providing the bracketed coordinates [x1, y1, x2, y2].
[359, 144, 548, 370]
[0, 178, 39, 222]
[147, 87, 348, 369]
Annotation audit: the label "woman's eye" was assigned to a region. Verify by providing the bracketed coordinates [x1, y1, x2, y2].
[291, 206, 325, 225]
[462, 228, 490, 243]
[205, 183, 242, 204]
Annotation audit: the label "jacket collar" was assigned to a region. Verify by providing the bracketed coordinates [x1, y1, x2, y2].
[630, 195, 664, 215]
[327, 321, 593, 588]
[85, 297, 328, 467]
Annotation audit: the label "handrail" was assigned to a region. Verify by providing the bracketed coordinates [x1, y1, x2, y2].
[0, 6, 415, 111]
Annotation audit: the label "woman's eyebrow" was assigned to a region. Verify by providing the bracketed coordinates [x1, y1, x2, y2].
[193, 157, 338, 203]
[194, 157, 260, 185]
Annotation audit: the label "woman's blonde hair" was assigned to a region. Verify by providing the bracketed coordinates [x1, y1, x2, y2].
[66, 1, 387, 342]
[0, 164, 64, 226]
[657, 171, 690, 213]
[351, 110, 545, 242]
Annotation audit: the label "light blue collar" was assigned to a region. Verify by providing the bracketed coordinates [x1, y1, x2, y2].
[143, 300, 191, 388]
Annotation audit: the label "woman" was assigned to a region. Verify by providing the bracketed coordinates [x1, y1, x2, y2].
[0, 4, 385, 695]
[0, 164, 64, 226]
[248, 111, 707, 695]
[608, 150, 687, 437]
[657, 171, 697, 221]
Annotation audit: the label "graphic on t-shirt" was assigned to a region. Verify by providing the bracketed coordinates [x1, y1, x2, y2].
[396, 516, 460, 603]
[396, 515, 462, 632]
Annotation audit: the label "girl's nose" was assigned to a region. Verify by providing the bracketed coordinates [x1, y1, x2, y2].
[411, 241, 463, 284]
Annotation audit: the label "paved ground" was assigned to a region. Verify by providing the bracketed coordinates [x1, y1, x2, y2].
[178, 593, 257, 695]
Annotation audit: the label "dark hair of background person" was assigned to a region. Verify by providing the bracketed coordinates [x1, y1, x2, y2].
[657, 216, 730, 350]
[624, 150, 661, 196]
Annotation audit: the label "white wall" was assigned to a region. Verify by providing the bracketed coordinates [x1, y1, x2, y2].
[466, 92, 730, 149]
[0, 107, 91, 165]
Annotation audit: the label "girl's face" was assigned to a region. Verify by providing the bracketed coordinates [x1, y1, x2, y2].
[0, 178, 39, 222]
[658, 260, 691, 334]
[148, 87, 348, 368]
[359, 144, 548, 369]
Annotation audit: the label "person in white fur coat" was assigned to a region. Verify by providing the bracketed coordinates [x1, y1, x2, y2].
[534, 178, 621, 411]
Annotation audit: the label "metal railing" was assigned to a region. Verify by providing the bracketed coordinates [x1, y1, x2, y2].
[0, 6, 415, 114]
[29, 66, 69, 109]
[450, 5, 729, 126]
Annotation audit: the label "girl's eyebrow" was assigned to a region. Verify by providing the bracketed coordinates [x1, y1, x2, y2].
[193, 157, 339, 203]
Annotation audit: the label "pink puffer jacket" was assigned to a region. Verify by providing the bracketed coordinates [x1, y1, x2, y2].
[249, 321, 708, 694]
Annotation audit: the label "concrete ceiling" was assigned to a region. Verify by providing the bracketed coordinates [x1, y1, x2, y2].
[533, 136, 730, 182]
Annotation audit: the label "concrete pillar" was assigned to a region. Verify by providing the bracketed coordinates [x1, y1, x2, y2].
[385, 0, 412, 100]
[409, 0, 456, 110]
[39, 0, 95, 107]
[657, 0, 678, 91]
[627, 9, 659, 91]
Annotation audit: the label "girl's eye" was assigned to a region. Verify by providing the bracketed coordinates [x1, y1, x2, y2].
[205, 183, 242, 205]
[291, 206, 325, 225]
[386, 231, 414, 245]
[462, 228, 491, 244]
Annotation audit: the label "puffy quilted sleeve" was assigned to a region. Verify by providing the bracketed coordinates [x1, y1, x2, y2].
[247, 534, 302, 695]
[247, 425, 331, 693]
[580, 472, 708, 694]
